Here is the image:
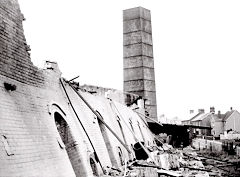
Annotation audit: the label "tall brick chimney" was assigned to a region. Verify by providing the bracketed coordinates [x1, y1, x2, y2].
[123, 7, 157, 120]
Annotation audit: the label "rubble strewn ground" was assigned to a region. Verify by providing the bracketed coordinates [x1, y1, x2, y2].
[101, 141, 240, 177]
[102, 144, 211, 177]
[197, 150, 240, 177]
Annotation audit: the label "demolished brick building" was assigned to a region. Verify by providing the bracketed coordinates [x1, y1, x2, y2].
[0, 1, 159, 177]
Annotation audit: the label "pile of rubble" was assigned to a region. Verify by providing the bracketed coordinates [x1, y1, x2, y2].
[102, 144, 210, 177]
[198, 150, 240, 177]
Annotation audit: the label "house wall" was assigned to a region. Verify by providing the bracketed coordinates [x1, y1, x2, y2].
[201, 115, 211, 127]
[200, 115, 211, 135]
[211, 121, 223, 137]
[191, 121, 200, 127]
[224, 111, 240, 133]
[182, 120, 191, 125]
[0, 1, 156, 176]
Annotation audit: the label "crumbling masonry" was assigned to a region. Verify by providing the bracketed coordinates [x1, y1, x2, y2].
[0, 1, 156, 177]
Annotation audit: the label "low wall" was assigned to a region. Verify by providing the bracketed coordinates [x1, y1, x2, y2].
[220, 133, 240, 140]
[192, 138, 222, 152]
[192, 138, 240, 157]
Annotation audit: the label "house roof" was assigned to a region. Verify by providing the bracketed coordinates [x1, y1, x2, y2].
[211, 110, 238, 122]
[191, 112, 211, 122]
[222, 110, 235, 121]
[211, 114, 222, 122]
[182, 109, 240, 124]
[182, 112, 204, 123]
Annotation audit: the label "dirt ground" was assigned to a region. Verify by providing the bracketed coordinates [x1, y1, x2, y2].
[197, 150, 240, 177]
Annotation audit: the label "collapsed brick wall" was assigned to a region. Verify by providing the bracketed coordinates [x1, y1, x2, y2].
[0, 1, 157, 177]
[0, 0, 45, 87]
[0, 1, 92, 176]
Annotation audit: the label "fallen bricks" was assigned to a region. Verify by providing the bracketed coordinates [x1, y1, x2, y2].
[198, 150, 240, 177]
[102, 144, 211, 177]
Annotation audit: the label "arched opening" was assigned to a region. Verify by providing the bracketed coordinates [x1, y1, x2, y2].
[54, 112, 84, 177]
[137, 121, 146, 143]
[117, 119, 131, 159]
[96, 111, 118, 167]
[117, 147, 124, 166]
[90, 157, 99, 176]
[117, 120, 127, 146]
[129, 118, 135, 133]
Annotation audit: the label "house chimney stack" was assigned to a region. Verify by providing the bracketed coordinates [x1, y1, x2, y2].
[123, 7, 157, 120]
[210, 107, 215, 114]
[198, 109, 205, 113]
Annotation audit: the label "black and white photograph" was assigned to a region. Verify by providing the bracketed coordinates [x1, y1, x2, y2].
[1, 0, 240, 176]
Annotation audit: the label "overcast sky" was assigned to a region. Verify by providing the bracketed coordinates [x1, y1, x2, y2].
[18, 0, 240, 120]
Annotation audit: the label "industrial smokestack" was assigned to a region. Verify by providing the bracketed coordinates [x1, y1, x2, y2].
[123, 7, 158, 120]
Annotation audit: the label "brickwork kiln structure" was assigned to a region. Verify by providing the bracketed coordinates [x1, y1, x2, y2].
[0, 1, 157, 177]
[123, 7, 158, 121]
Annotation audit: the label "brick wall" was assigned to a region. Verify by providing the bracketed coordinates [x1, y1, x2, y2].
[123, 7, 158, 120]
[0, 74, 79, 177]
[0, 0, 45, 87]
[0, 0, 93, 176]
[55, 112, 84, 177]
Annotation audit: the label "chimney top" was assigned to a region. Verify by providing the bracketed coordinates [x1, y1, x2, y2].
[210, 107, 215, 114]
[123, 7, 151, 21]
[198, 109, 205, 113]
